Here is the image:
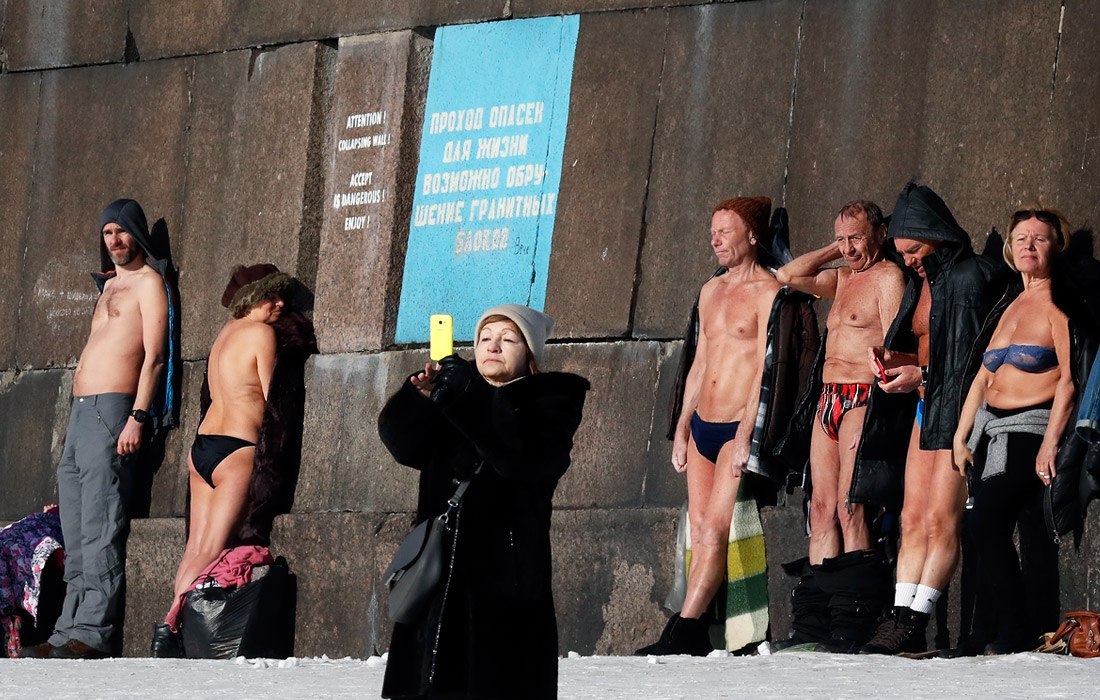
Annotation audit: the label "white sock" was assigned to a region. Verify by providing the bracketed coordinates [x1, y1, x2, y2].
[893, 582, 918, 608]
[910, 585, 942, 614]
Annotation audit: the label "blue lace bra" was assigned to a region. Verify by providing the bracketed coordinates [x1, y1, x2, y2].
[982, 344, 1058, 373]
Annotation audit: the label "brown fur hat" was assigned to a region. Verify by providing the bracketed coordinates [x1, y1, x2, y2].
[221, 264, 293, 318]
[713, 196, 772, 241]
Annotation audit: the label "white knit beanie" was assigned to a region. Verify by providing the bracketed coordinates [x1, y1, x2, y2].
[474, 304, 555, 365]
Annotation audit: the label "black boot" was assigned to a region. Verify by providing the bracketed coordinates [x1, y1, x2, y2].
[860, 607, 930, 655]
[150, 622, 184, 658]
[816, 551, 889, 653]
[634, 614, 713, 656]
[772, 560, 830, 651]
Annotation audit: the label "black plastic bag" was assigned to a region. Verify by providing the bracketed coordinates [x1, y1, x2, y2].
[181, 557, 296, 659]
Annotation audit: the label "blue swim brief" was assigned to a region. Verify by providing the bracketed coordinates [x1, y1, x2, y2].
[689, 411, 740, 464]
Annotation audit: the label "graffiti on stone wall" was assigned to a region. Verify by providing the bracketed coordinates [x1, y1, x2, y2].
[395, 15, 580, 343]
[331, 109, 392, 233]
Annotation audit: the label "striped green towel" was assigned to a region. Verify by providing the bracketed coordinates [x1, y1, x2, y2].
[685, 485, 769, 651]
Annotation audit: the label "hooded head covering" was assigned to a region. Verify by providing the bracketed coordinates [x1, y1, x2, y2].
[886, 181, 971, 249]
[98, 198, 155, 272]
[474, 304, 554, 365]
[221, 264, 294, 317]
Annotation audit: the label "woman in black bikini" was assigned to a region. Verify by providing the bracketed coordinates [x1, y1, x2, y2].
[952, 207, 1074, 654]
[153, 264, 292, 653]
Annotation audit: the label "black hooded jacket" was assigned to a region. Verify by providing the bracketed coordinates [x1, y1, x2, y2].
[1037, 231, 1100, 541]
[887, 182, 1010, 450]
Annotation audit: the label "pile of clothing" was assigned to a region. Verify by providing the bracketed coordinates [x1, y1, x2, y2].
[1, 507, 64, 657]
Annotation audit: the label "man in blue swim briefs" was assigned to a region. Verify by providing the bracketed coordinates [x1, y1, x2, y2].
[636, 196, 781, 655]
[776, 201, 905, 652]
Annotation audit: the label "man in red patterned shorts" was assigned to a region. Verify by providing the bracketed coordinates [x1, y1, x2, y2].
[776, 200, 905, 651]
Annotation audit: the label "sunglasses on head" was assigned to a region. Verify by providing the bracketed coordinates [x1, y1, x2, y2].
[1012, 209, 1062, 235]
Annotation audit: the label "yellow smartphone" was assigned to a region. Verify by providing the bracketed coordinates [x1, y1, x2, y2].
[429, 314, 454, 361]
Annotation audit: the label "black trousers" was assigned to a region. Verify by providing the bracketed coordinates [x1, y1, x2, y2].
[969, 430, 1060, 646]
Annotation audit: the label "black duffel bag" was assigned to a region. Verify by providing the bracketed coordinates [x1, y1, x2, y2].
[181, 556, 297, 659]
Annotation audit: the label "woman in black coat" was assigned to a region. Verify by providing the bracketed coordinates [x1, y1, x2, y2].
[379, 304, 589, 699]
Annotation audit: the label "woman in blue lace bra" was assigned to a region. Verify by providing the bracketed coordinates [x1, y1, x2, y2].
[951, 206, 1074, 655]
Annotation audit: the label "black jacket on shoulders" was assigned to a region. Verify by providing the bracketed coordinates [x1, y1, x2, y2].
[1040, 231, 1100, 541]
[775, 255, 919, 511]
[378, 368, 589, 700]
[888, 181, 1011, 451]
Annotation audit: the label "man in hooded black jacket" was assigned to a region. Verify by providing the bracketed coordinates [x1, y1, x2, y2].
[861, 182, 1009, 654]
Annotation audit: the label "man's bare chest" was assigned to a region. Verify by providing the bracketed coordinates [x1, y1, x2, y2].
[704, 293, 759, 342]
[93, 284, 140, 324]
[829, 274, 881, 330]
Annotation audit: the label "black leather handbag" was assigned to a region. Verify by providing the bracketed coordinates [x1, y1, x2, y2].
[383, 470, 477, 624]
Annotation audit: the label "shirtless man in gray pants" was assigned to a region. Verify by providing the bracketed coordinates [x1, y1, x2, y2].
[22, 200, 168, 659]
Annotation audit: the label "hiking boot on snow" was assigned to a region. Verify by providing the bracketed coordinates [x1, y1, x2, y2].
[860, 607, 929, 655]
[634, 614, 713, 656]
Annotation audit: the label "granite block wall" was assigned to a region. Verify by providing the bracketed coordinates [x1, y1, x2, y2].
[2, 0, 1098, 657]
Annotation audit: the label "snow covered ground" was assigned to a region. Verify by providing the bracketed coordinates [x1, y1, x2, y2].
[1, 650, 1093, 699]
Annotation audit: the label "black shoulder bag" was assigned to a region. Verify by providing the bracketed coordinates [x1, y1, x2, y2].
[383, 467, 479, 624]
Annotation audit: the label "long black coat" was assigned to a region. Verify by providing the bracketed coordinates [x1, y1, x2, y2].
[379, 369, 589, 700]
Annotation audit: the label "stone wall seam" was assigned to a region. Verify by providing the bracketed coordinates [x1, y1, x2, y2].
[175, 59, 198, 288]
[0, 0, 8, 73]
[626, 9, 670, 340]
[779, 0, 807, 206]
[384, 30, 433, 347]
[295, 42, 339, 293]
[9, 73, 44, 371]
[1049, 1, 1066, 104]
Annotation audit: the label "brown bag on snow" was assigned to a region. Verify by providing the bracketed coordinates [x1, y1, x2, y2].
[1036, 610, 1100, 658]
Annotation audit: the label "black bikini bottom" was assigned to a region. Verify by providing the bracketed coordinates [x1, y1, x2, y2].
[190, 434, 255, 488]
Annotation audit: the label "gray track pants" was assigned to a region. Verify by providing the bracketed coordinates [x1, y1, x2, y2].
[49, 393, 135, 653]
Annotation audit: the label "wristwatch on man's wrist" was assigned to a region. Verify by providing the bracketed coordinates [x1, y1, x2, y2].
[919, 366, 929, 387]
[129, 409, 149, 424]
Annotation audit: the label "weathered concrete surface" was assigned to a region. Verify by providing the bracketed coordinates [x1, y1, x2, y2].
[293, 351, 422, 514]
[128, 1, 507, 62]
[270, 511, 407, 658]
[314, 31, 431, 353]
[513, 0, 702, 16]
[116, 504, 1100, 657]
[640, 341, 686, 507]
[121, 518, 185, 657]
[178, 42, 331, 360]
[545, 342, 662, 509]
[632, 1, 802, 338]
[543, 9, 664, 339]
[297, 342, 671, 513]
[784, 0, 1066, 253]
[0, 369, 71, 520]
[268, 507, 677, 657]
[553, 507, 678, 655]
[13, 59, 190, 369]
[0, 70, 41, 368]
[761, 500, 803, 642]
[145, 361, 207, 519]
[1039, 0, 1100, 231]
[0, 0, 128, 71]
